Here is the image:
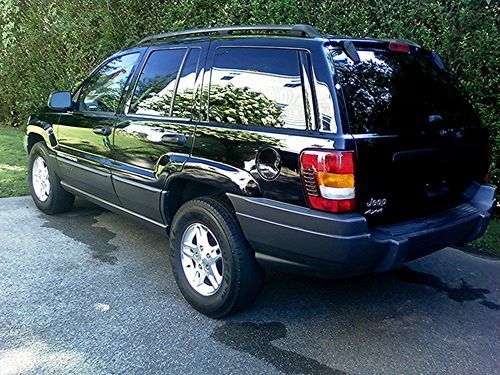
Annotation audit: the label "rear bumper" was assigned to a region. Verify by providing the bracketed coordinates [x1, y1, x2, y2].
[227, 183, 496, 277]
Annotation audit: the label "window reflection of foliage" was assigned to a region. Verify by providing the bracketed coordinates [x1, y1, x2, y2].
[132, 71, 178, 115]
[209, 84, 284, 127]
[80, 56, 137, 112]
[335, 56, 394, 134]
[92, 89, 122, 112]
[334, 50, 480, 135]
[136, 91, 173, 115]
[131, 84, 195, 119]
[172, 88, 195, 118]
[303, 84, 312, 129]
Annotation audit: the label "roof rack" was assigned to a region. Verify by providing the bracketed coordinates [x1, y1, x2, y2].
[138, 24, 323, 44]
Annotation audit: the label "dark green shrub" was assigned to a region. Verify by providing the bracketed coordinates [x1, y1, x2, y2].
[0, 0, 498, 184]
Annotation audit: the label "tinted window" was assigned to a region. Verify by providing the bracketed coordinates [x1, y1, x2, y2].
[209, 47, 307, 129]
[78, 53, 139, 113]
[171, 48, 201, 119]
[332, 49, 480, 134]
[129, 48, 186, 116]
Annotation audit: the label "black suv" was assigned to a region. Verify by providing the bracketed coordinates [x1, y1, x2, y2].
[25, 24, 496, 317]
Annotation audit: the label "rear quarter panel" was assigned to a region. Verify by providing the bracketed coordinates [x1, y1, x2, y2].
[191, 37, 350, 206]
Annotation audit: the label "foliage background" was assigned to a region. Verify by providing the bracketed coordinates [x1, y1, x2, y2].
[0, 0, 498, 184]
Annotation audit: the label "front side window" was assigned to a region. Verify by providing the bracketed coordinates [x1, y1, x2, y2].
[78, 53, 139, 113]
[129, 48, 187, 117]
[209, 47, 307, 129]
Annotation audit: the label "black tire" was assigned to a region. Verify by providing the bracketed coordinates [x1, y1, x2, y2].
[169, 197, 265, 318]
[28, 142, 75, 215]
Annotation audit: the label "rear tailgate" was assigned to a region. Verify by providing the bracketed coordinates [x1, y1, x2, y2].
[331, 42, 490, 225]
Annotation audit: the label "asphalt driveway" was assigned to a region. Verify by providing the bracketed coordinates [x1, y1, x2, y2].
[0, 196, 498, 374]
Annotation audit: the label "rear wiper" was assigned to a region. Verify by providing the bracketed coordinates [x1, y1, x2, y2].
[342, 41, 360, 63]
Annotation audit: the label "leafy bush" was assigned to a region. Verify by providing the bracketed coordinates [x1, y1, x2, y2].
[0, 0, 498, 184]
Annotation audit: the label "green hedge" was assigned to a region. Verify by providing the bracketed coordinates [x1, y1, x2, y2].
[0, 0, 498, 184]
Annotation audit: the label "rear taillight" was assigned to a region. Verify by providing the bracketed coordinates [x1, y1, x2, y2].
[300, 150, 356, 213]
[388, 41, 410, 53]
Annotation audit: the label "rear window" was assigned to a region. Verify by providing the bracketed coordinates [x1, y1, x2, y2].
[332, 49, 480, 134]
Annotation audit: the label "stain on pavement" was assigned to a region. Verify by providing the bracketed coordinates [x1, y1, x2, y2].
[395, 266, 500, 310]
[211, 322, 345, 375]
[41, 201, 118, 265]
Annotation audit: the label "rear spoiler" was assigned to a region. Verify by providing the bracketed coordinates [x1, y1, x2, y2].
[325, 38, 444, 65]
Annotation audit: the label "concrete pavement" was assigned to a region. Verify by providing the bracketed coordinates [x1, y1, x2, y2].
[0, 196, 498, 374]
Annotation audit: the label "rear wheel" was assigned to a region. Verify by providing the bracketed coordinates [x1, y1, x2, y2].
[28, 142, 74, 214]
[169, 197, 265, 318]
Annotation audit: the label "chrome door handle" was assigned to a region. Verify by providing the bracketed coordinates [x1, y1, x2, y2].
[161, 134, 186, 145]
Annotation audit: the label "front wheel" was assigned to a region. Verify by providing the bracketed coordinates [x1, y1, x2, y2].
[169, 197, 265, 318]
[28, 142, 74, 215]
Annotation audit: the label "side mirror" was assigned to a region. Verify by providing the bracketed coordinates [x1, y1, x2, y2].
[48, 91, 72, 111]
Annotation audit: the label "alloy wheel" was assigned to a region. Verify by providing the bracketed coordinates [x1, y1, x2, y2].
[32, 156, 51, 202]
[180, 223, 224, 296]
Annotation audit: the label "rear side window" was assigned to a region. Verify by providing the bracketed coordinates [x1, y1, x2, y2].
[78, 53, 139, 113]
[209, 47, 307, 129]
[172, 48, 201, 119]
[332, 49, 480, 134]
[129, 48, 187, 117]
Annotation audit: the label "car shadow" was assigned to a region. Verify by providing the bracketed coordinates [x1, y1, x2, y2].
[44, 197, 500, 315]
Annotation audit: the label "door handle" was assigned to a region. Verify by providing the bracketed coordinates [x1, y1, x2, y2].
[161, 134, 186, 146]
[93, 126, 112, 136]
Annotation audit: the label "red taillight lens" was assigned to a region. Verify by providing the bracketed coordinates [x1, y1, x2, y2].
[300, 150, 356, 213]
[388, 41, 410, 53]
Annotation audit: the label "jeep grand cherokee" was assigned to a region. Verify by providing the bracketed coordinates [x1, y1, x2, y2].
[25, 24, 496, 317]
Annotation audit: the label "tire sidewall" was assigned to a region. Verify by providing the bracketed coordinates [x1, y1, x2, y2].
[170, 203, 238, 316]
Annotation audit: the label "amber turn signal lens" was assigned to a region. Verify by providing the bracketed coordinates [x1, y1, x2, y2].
[317, 172, 354, 188]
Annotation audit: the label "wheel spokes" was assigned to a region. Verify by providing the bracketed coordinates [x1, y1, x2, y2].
[195, 224, 210, 248]
[205, 247, 221, 265]
[182, 241, 197, 259]
[206, 264, 221, 290]
[193, 270, 206, 287]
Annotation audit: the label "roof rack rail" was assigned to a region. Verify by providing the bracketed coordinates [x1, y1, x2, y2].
[138, 24, 323, 44]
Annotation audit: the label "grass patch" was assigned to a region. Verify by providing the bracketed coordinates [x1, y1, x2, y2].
[472, 217, 500, 257]
[0, 127, 29, 197]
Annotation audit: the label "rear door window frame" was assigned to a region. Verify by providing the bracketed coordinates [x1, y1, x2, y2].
[205, 45, 319, 132]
